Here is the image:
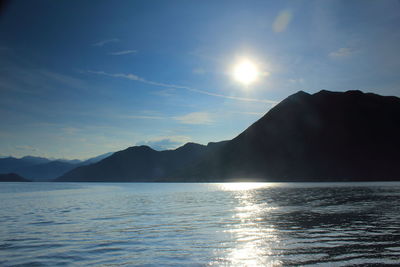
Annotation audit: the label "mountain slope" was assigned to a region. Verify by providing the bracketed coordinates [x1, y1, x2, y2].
[0, 156, 50, 174]
[14, 161, 77, 182]
[81, 152, 114, 165]
[0, 173, 31, 182]
[0, 152, 114, 181]
[56, 90, 400, 182]
[56, 142, 223, 182]
[178, 90, 400, 181]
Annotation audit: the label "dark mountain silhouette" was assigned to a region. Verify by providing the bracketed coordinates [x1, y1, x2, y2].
[0, 173, 31, 182]
[14, 161, 77, 182]
[57, 90, 400, 182]
[56, 142, 226, 182]
[0, 156, 50, 174]
[81, 152, 114, 165]
[175, 90, 400, 181]
[0, 153, 113, 181]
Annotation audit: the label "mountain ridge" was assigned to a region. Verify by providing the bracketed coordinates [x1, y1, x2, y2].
[0, 152, 114, 181]
[58, 89, 400, 182]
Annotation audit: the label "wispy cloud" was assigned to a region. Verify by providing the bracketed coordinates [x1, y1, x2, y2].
[93, 38, 120, 47]
[192, 67, 206, 75]
[120, 111, 213, 125]
[109, 50, 137, 56]
[62, 127, 81, 135]
[151, 88, 176, 97]
[15, 145, 38, 152]
[173, 112, 213, 125]
[329, 47, 352, 58]
[289, 78, 304, 84]
[87, 70, 278, 104]
[231, 111, 266, 116]
[0, 67, 88, 95]
[272, 10, 293, 33]
[136, 135, 191, 150]
[123, 115, 165, 120]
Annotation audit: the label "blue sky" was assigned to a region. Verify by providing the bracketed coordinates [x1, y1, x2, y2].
[1, 0, 400, 159]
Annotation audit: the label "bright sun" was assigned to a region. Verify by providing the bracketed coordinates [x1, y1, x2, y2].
[233, 59, 259, 86]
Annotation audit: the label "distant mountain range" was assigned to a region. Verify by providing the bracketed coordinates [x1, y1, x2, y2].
[56, 142, 226, 182]
[0, 173, 31, 182]
[0, 152, 113, 181]
[57, 90, 400, 182]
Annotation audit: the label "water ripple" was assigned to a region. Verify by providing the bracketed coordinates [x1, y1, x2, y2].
[0, 182, 399, 266]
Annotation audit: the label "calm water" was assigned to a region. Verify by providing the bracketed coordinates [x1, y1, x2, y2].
[0, 182, 399, 266]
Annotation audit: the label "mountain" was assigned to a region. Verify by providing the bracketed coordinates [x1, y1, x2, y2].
[54, 159, 82, 164]
[0, 152, 114, 181]
[57, 90, 400, 182]
[81, 152, 114, 165]
[14, 161, 78, 182]
[56, 142, 226, 182]
[20, 156, 51, 165]
[0, 156, 51, 174]
[0, 173, 31, 182]
[176, 90, 400, 181]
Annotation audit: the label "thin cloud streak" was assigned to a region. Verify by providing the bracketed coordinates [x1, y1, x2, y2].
[329, 47, 352, 58]
[87, 71, 278, 104]
[122, 115, 165, 120]
[136, 135, 191, 150]
[92, 38, 120, 46]
[109, 50, 137, 56]
[120, 112, 212, 125]
[272, 10, 293, 33]
[173, 112, 213, 125]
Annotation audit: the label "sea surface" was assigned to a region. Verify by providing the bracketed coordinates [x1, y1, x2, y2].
[0, 182, 399, 266]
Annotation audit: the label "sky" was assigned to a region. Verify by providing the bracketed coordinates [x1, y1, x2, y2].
[0, 0, 400, 159]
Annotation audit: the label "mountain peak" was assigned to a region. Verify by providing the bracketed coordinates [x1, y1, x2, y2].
[295, 90, 310, 95]
[56, 90, 400, 182]
[128, 145, 154, 151]
[175, 142, 205, 151]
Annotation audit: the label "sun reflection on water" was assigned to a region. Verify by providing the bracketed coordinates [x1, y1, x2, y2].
[216, 182, 278, 191]
[211, 183, 282, 266]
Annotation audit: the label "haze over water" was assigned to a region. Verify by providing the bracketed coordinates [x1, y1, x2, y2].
[1, 182, 399, 266]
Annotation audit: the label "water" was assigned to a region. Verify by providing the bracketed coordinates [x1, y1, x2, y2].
[0, 182, 399, 266]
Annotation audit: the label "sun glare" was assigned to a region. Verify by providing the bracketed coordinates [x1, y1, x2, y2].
[233, 59, 260, 86]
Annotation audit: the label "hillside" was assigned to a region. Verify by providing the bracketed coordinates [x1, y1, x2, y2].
[57, 90, 400, 182]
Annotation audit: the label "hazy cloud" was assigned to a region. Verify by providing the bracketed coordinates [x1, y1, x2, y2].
[273, 10, 293, 33]
[62, 127, 80, 135]
[93, 38, 120, 46]
[231, 111, 266, 116]
[289, 78, 305, 84]
[0, 67, 88, 95]
[173, 112, 213, 125]
[136, 136, 191, 150]
[109, 50, 137, 56]
[15, 145, 37, 152]
[88, 71, 278, 104]
[123, 115, 165, 120]
[329, 47, 352, 58]
[152, 88, 176, 97]
[193, 67, 206, 75]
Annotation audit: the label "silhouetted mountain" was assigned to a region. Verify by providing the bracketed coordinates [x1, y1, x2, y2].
[14, 161, 77, 182]
[0, 152, 114, 181]
[20, 156, 51, 165]
[0, 156, 50, 174]
[57, 90, 400, 182]
[55, 159, 82, 164]
[56, 142, 226, 182]
[81, 152, 114, 165]
[177, 90, 400, 181]
[0, 173, 31, 182]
